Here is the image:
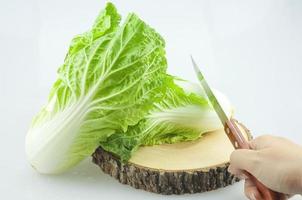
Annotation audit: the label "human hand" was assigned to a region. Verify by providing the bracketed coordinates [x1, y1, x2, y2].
[228, 135, 302, 200]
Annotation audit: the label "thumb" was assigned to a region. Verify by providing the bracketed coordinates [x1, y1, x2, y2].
[249, 135, 277, 150]
[230, 149, 261, 177]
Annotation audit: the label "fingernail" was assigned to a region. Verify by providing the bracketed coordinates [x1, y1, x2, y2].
[227, 165, 233, 173]
[236, 174, 248, 180]
[249, 193, 256, 200]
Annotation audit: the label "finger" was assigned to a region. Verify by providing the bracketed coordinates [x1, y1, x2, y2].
[249, 135, 275, 150]
[244, 178, 263, 200]
[245, 178, 290, 200]
[228, 165, 247, 179]
[230, 149, 260, 176]
[286, 194, 293, 199]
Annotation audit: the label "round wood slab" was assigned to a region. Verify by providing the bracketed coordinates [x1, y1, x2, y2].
[92, 122, 251, 194]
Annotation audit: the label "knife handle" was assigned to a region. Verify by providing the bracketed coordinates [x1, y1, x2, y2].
[225, 119, 285, 200]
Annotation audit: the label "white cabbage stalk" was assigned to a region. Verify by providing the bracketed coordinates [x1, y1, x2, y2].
[175, 79, 234, 129]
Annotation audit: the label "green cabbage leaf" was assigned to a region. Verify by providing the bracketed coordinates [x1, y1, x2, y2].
[26, 3, 167, 174]
[100, 78, 232, 161]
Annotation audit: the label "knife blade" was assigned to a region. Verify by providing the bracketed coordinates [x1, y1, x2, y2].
[190, 56, 247, 149]
[190, 56, 229, 126]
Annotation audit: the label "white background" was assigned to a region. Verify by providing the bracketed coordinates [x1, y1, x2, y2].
[1, 0, 302, 199]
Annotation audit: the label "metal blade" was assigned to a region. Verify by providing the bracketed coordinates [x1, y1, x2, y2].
[190, 56, 229, 125]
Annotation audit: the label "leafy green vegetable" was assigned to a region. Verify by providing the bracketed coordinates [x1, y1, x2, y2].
[100, 78, 233, 161]
[26, 2, 233, 174]
[25, 3, 167, 174]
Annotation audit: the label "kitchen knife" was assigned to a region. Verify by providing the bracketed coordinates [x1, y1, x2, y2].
[191, 56, 284, 200]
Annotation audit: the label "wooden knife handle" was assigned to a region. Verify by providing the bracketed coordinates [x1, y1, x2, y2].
[225, 118, 285, 200]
